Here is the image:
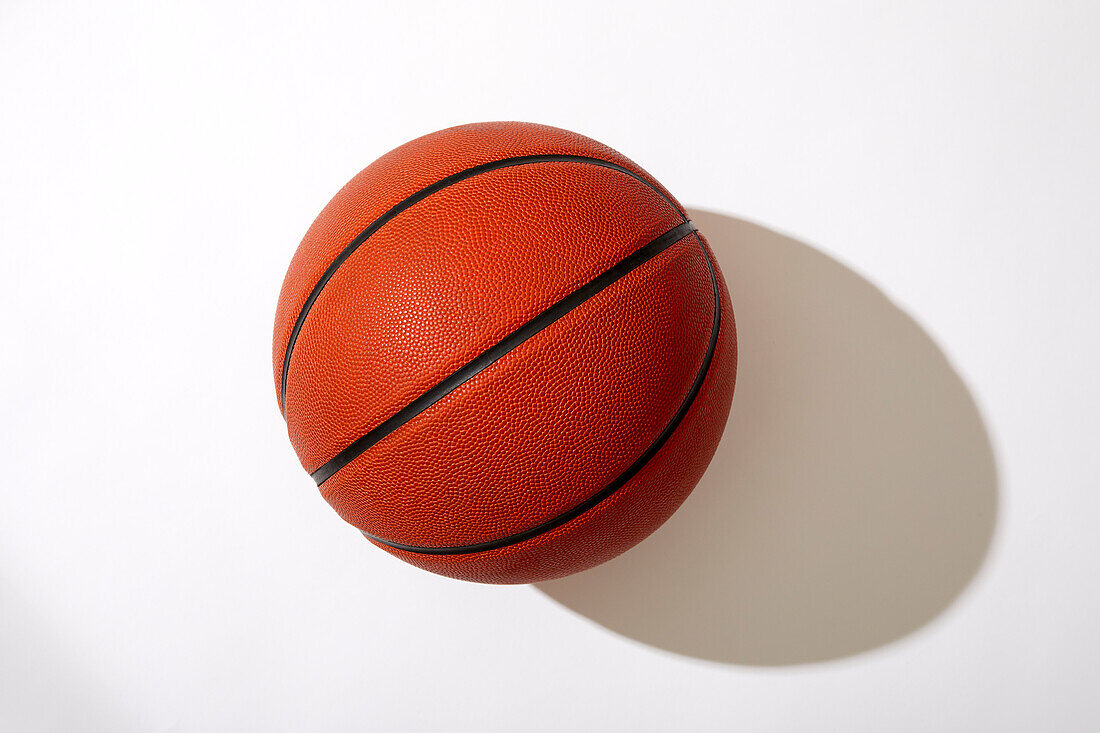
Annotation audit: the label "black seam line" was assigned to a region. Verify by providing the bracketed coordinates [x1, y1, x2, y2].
[310, 219, 698, 486]
[280, 153, 682, 416]
[359, 231, 722, 555]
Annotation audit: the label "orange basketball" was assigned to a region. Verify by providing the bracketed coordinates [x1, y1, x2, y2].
[273, 122, 737, 583]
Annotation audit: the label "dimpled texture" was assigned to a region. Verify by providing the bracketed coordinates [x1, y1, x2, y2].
[319, 235, 714, 548]
[273, 122, 737, 584]
[376, 236, 736, 584]
[272, 121, 681, 408]
[284, 162, 681, 472]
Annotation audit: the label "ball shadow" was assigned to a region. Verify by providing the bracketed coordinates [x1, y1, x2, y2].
[536, 209, 998, 665]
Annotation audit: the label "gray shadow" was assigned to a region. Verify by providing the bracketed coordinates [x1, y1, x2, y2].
[537, 209, 998, 666]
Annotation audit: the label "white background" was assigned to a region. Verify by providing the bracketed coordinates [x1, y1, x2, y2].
[2, 1, 1098, 731]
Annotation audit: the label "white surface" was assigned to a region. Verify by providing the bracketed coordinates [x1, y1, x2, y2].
[2, 1, 1098, 730]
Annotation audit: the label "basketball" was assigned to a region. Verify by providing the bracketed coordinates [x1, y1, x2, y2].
[273, 121, 737, 583]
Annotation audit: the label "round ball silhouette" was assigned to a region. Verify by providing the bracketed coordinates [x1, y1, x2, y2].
[273, 122, 737, 583]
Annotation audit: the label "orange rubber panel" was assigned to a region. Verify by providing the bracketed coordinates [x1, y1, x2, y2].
[272, 121, 737, 583]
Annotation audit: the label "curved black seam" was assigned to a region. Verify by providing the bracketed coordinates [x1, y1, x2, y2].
[311, 220, 698, 486]
[359, 231, 722, 556]
[280, 153, 682, 415]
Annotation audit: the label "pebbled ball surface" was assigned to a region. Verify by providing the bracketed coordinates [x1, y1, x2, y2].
[273, 121, 737, 584]
[284, 162, 682, 472]
[320, 234, 714, 548]
[273, 121, 680, 409]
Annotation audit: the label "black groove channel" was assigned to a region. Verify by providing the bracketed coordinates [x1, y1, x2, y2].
[363, 231, 723, 555]
[280, 153, 681, 415]
[311, 219, 699, 486]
